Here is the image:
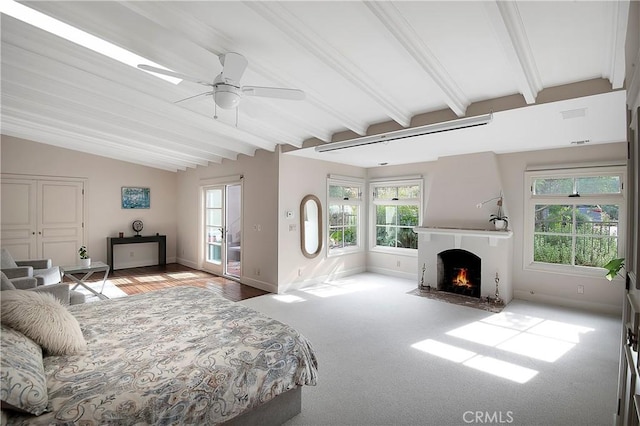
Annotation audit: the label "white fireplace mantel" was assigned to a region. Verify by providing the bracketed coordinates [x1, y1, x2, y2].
[413, 227, 513, 248]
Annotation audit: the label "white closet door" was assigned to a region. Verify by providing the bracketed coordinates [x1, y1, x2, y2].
[1, 178, 37, 259]
[38, 180, 84, 265]
[1, 176, 85, 266]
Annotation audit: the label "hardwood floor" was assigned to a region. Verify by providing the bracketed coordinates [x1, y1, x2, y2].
[105, 263, 268, 302]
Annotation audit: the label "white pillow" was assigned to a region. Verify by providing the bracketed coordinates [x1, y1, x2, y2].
[0, 290, 86, 355]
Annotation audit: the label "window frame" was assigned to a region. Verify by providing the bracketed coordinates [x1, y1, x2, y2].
[369, 178, 423, 257]
[523, 165, 626, 277]
[326, 177, 364, 257]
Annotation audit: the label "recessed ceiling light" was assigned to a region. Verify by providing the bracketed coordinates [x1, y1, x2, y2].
[0, 0, 181, 85]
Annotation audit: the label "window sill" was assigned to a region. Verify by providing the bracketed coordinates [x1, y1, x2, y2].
[523, 261, 612, 280]
[370, 246, 418, 257]
[327, 247, 363, 258]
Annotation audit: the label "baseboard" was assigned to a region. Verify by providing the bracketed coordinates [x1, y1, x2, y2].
[513, 290, 622, 315]
[176, 258, 198, 270]
[278, 266, 367, 293]
[366, 266, 418, 282]
[241, 277, 278, 293]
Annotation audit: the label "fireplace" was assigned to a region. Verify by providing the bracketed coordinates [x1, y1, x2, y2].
[437, 249, 481, 298]
[414, 227, 514, 304]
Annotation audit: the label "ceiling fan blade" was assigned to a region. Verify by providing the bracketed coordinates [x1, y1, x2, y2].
[220, 52, 248, 83]
[242, 86, 305, 101]
[137, 64, 211, 86]
[174, 91, 214, 104]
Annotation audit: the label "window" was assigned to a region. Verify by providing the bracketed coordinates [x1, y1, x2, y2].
[524, 166, 626, 275]
[370, 179, 422, 254]
[327, 178, 363, 255]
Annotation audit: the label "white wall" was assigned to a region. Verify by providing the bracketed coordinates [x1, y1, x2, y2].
[175, 149, 280, 292]
[3, 134, 628, 311]
[498, 142, 627, 313]
[0, 135, 178, 268]
[366, 143, 627, 313]
[277, 152, 366, 292]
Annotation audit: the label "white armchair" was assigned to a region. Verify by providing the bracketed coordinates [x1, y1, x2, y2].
[0, 248, 61, 286]
[0, 271, 85, 305]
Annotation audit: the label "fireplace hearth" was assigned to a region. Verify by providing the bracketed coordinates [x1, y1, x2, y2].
[437, 249, 481, 298]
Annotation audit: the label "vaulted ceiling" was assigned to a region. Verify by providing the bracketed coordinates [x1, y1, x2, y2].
[0, 1, 634, 172]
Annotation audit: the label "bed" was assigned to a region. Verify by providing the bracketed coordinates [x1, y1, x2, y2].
[1, 286, 318, 425]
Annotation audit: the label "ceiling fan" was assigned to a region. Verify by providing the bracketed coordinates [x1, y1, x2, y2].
[138, 52, 305, 110]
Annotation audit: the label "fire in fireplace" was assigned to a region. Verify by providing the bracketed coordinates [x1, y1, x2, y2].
[437, 249, 481, 298]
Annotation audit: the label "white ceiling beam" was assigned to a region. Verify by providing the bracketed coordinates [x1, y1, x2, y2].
[364, 1, 469, 117]
[1, 117, 194, 172]
[120, 1, 369, 137]
[604, 0, 629, 89]
[244, 1, 412, 128]
[484, 1, 542, 104]
[1, 28, 280, 153]
[1, 103, 216, 169]
[1, 73, 238, 161]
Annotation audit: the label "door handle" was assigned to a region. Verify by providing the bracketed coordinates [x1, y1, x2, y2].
[220, 228, 224, 239]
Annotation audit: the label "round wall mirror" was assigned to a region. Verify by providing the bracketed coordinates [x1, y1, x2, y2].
[300, 194, 322, 258]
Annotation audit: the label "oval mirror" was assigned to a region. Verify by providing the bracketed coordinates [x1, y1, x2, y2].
[300, 194, 322, 258]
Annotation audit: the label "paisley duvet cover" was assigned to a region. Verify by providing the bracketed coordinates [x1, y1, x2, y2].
[6, 286, 318, 425]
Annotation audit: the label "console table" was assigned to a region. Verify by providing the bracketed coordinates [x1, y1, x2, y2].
[106, 235, 166, 270]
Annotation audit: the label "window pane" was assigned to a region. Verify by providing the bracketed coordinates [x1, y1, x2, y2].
[206, 210, 222, 226]
[329, 205, 342, 226]
[575, 237, 618, 267]
[206, 189, 222, 208]
[398, 185, 420, 199]
[374, 186, 398, 199]
[397, 227, 418, 249]
[343, 187, 360, 199]
[329, 227, 343, 249]
[329, 185, 343, 198]
[534, 205, 572, 233]
[376, 205, 397, 225]
[398, 205, 419, 226]
[533, 178, 573, 195]
[376, 226, 397, 246]
[576, 176, 621, 194]
[330, 185, 360, 199]
[344, 226, 357, 247]
[576, 205, 619, 236]
[533, 235, 572, 264]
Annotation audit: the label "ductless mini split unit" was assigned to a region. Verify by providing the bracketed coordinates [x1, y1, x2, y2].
[315, 113, 493, 153]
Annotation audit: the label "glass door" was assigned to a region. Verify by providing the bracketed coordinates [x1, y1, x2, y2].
[203, 184, 242, 278]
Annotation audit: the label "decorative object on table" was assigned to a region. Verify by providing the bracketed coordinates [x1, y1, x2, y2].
[604, 258, 625, 281]
[121, 187, 150, 209]
[78, 245, 91, 267]
[132, 220, 144, 237]
[118, 232, 124, 238]
[476, 193, 508, 230]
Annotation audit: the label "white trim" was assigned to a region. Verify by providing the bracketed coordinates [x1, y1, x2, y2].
[327, 177, 364, 257]
[369, 178, 423, 253]
[523, 165, 627, 275]
[199, 174, 243, 186]
[327, 174, 365, 183]
[525, 161, 626, 172]
[369, 174, 423, 183]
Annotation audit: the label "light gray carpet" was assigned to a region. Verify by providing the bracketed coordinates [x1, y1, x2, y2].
[240, 272, 620, 426]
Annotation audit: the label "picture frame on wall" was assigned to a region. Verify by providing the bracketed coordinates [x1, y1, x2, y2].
[121, 187, 150, 209]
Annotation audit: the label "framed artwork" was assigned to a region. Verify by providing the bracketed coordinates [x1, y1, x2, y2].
[121, 187, 150, 209]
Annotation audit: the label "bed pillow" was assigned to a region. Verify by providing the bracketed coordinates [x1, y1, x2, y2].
[0, 324, 50, 415]
[0, 290, 86, 355]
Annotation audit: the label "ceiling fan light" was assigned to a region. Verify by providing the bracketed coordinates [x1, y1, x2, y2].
[214, 88, 240, 109]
